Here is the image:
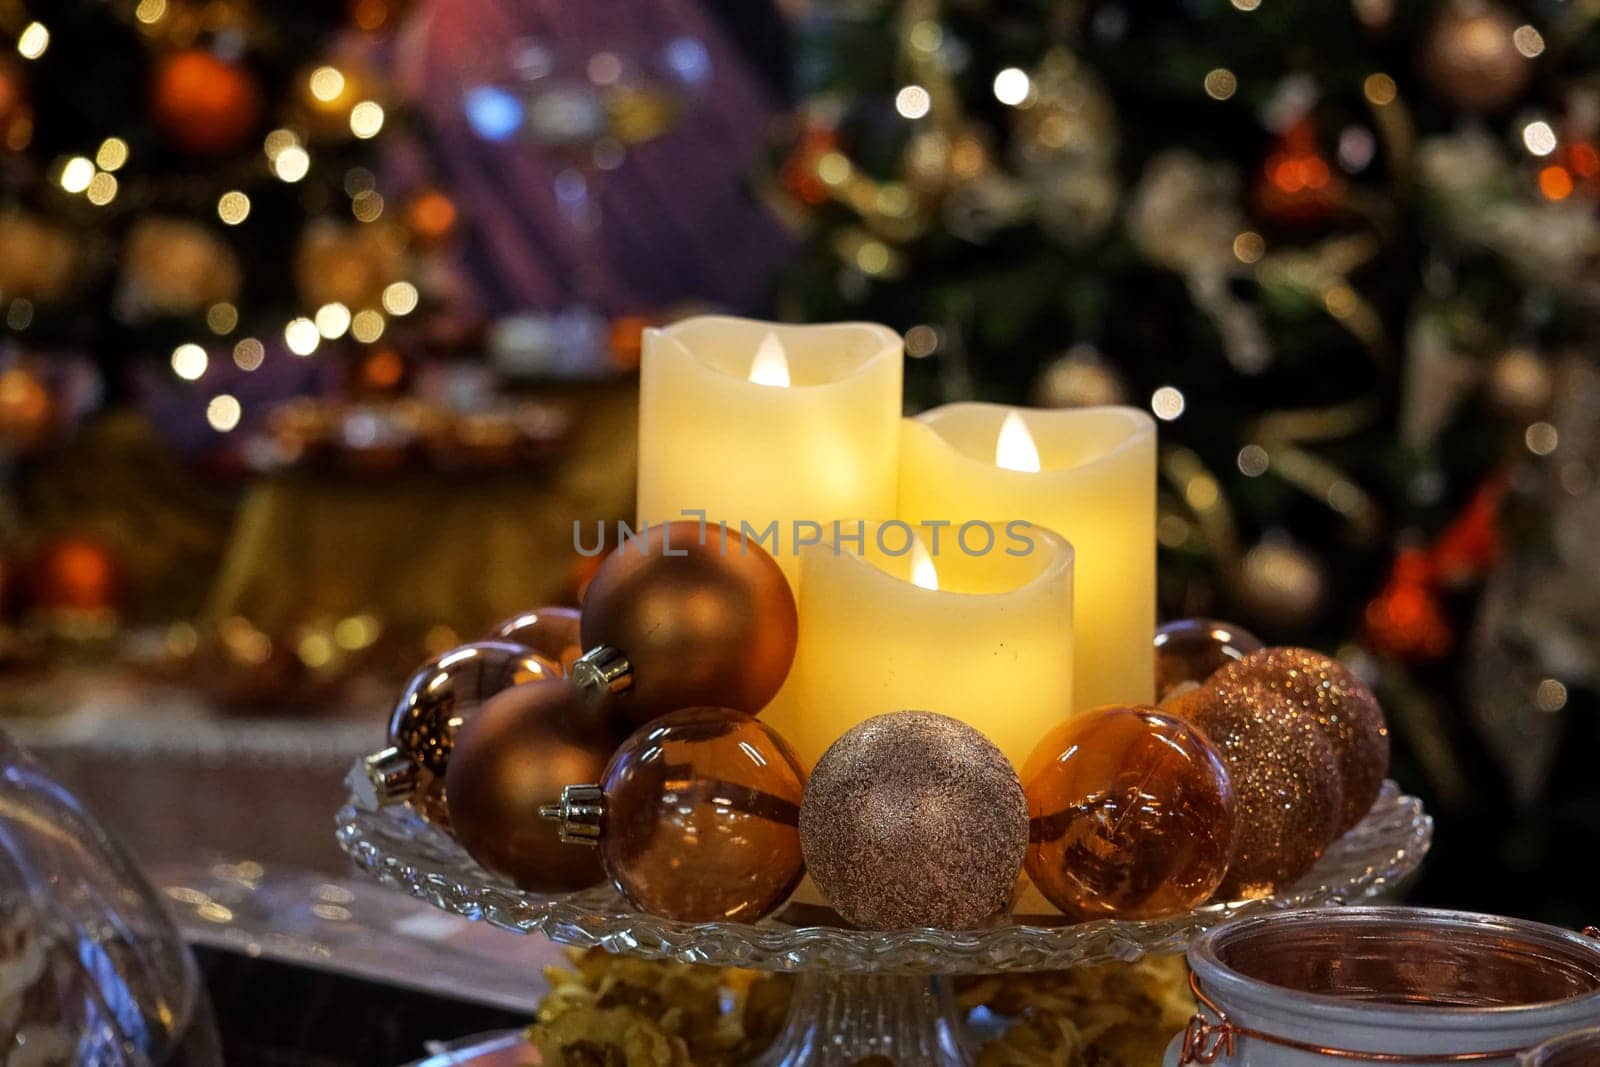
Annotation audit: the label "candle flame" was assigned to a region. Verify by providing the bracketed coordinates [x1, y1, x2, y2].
[910, 537, 939, 591]
[747, 332, 791, 387]
[995, 411, 1041, 472]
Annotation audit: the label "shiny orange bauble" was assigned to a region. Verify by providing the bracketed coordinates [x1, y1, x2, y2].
[577, 521, 798, 725]
[595, 707, 807, 923]
[151, 50, 263, 157]
[1023, 707, 1235, 920]
[405, 189, 459, 246]
[1153, 618, 1264, 700]
[487, 607, 582, 672]
[388, 641, 559, 777]
[445, 679, 618, 893]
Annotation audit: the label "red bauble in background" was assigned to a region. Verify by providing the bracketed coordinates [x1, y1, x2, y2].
[29, 534, 125, 615]
[1257, 119, 1344, 226]
[151, 50, 263, 157]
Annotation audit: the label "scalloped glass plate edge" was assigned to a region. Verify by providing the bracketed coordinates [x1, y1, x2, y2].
[334, 780, 1431, 975]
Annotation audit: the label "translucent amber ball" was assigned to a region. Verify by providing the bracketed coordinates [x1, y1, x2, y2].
[1021, 706, 1237, 921]
[601, 707, 807, 923]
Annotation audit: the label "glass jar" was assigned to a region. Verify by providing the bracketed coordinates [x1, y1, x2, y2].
[1164, 907, 1600, 1066]
[1521, 1027, 1600, 1065]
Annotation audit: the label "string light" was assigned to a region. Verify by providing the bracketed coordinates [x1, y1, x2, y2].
[263, 128, 299, 160]
[6, 300, 34, 330]
[134, 0, 167, 24]
[273, 145, 311, 182]
[218, 190, 251, 224]
[895, 85, 931, 120]
[86, 172, 118, 205]
[1525, 421, 1559, 455]
[1539, 165, 1573, 200]
[350, 101, 385, 139]
[351, 190, 384, 222]
[284, 318, 320, 355]
[904, 324, 939, 358]
[350, 309, 385, 342]
[59, 157, 94, 193]
[233, 338, 265, 370]
[1203, 69, 1237, 100]
[17, 22, 49, 60]
[1513, 24, 1545, 58]
[171, 343, 209, 381]
[206, 303, 238, 334]
[314, 303, 351, 338]
[96, 138, 129, 171]
[1363, 73, 1397, 107]
[1237, 444, 1269, 476]
[1151, 386, 1186, 421]
[1522, 120, 1557, 157]
[817, 152, 851, 185]
[308, 66, 346, 103]
[381, 282, 419, 316]
[206, 394, 242, 432]
[1233, 231, 1265, 264]
[992, 67, 1031, 106]
[1535, 678, 1567, 712]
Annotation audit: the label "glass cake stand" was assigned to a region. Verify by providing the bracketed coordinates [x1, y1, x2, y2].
[336, 781, 1431, 1066]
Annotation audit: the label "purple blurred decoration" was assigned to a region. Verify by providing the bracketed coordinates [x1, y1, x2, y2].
[389, 0, 791, 322]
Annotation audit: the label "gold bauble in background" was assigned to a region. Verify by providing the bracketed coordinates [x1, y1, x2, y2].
[0, 212, 80, 304]
[1030, 345, 1127, 408]
[295, 220, 407, 311]
[120, 217, 242, 317]
[1487, 347, 1552, 422]
[1235, 539, 1326, 630]
[1420, 1, 1532, 113]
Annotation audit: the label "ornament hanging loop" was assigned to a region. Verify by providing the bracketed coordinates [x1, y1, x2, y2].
[571, 646, 633, 703]
[540, 784, 606, 846]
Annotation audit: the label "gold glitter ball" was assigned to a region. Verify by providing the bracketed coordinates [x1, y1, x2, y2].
[1168, 686, 1343, 900]
[1213, 647, 1389, 834]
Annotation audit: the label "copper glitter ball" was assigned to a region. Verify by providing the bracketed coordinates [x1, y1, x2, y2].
[1170, 686, 1343, 900]
[800, 712, 1028, 930]
[1213, 647, 1389, 834]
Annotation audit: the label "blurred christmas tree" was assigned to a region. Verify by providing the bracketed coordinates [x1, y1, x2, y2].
[766, 0, 1600, 922]
[0, 0, 427, 423]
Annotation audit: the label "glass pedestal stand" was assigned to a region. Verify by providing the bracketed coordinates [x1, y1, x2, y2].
[336, 782, 1431, 1066]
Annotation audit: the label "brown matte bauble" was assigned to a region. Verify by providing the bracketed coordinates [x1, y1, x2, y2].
[1168, 686, 1343, 900]
[596, 707, 807, 923]
[801, 712, 1028, 930]
[1212, 647, 1390, 834]
[389, 641, 560, 777]
[1420, 1, 1532, 113]
[151, 50, 263, 156]
[1153, 618, 1265, 700]
[578, 521, 798, 725]
[487, 607, 583, 672]
[1022, 707, 1236, 921]
[445, 679, 617, 892]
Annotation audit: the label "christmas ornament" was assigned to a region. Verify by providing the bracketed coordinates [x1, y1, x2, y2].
[1257, 118, 1344, 226]
[1168, 686, 1343, 899]
[1430, 474, 1504, 584]
[1030, 346, 1126, 409]
[354, 641, 560, 810]
[1021, 707, 1235, 921]
[1235, 538, 1326, 629]
[781, 122, 842, 206]
[119, 218, 242, 318]
[294, 220, 407, 311]
[573, 521, 798, 726]
[1153, 618, 1264, 700]
[542, 707, 807, 923]
[405, 189, 459, 247]
[1486, 347, 1552, 422]
[1212, 647, 1390, 834]
[0, 212, 79, 304]
[800, 711, 1028, 930]
[0, 59, 30, 151]
[28, 535, 124, 616]
[0, 363, 53, 451]
[151, 49, 263, 156]
[1420, 1, 1531, 113]
[488, 607, 583, 672]
[1365, 548, 1453, 661]
[446, 678, 617, 893]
